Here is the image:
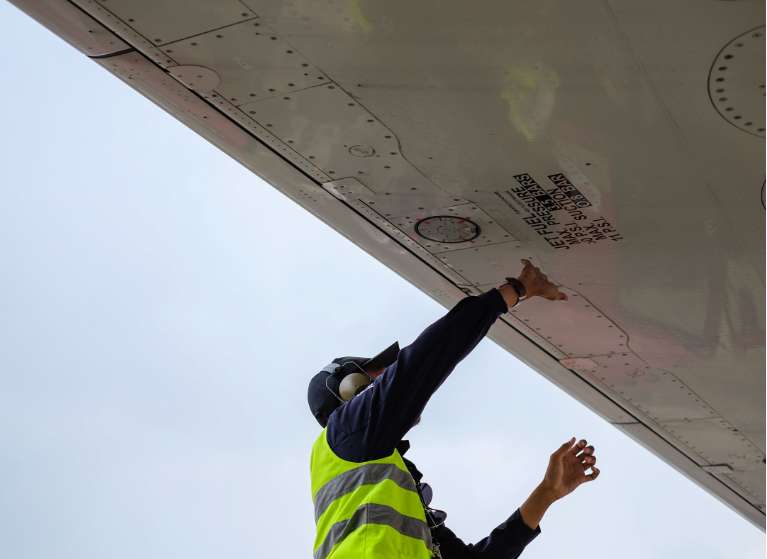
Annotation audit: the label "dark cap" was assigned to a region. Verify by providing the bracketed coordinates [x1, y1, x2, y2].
[307, 342, 399, 427]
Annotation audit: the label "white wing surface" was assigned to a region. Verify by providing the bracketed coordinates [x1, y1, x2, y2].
[11, 0, 764, 528]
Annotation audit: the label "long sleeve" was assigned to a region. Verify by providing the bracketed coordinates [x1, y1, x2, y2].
[433, 509, 540, 559]
[328, 288, 509, 461]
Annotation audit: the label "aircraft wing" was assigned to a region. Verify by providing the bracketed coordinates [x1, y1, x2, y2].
[11, 0, 764, 528]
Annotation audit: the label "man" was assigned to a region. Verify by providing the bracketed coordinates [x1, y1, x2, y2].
[307, 259, 600, 558]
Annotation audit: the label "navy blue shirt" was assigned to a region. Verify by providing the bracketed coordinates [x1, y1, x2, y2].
[326, 288, 540, 558]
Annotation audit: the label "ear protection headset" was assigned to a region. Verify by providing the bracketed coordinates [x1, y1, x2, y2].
[325, 359, 374, 403]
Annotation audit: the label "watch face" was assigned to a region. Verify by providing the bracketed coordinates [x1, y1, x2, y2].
[414, 215, 481, 243]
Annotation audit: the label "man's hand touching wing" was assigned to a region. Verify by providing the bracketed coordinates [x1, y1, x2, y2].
[518, 258, 568, 301]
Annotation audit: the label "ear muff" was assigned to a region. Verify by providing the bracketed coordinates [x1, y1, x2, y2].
[338, 372, 372, 401]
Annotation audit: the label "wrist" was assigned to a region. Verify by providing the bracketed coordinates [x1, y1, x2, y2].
[504, 277, 527, 304]
[535, 482, 559, 505]
[497, 284, 519, 311]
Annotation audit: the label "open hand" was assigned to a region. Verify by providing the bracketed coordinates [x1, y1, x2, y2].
[541, 437, 600, 501]
[519, 258, 567, 301]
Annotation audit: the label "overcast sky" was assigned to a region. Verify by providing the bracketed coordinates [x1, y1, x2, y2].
[0, 3, 764, 558]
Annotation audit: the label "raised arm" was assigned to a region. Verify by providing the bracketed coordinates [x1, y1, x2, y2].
[431, 438, 600, 558]
[328, 259, 567, 461]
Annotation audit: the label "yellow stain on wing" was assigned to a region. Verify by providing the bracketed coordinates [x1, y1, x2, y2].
[348, 0, 372, 34]
[501, 65, 560, 142]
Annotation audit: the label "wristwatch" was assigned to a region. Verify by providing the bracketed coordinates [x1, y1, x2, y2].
[504, 277, 527, 307]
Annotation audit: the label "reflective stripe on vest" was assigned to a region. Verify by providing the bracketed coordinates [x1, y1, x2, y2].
[314, 503, 431, 559]
[310, 429, 432, 559]
[313, 463, 418, 521]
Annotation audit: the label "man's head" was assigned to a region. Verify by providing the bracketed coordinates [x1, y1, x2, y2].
[307, 342, 399, 427]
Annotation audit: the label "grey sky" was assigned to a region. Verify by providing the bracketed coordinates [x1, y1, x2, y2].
[0, 3, 763, 558]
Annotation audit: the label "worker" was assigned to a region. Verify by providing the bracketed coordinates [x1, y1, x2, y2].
[307, 259, 600, 558]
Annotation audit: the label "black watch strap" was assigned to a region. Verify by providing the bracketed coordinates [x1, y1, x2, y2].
[504, 277, 527, 307]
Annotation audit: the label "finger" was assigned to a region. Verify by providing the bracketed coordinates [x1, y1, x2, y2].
[581, 455, 597, 469]
[577, 445, 595, 458]
[569, 439, 587, 454]
[555, 437, 576, 456]
[558, 292, 568, 301]
[585, 467, 601, 482]
[520, 258, 532, 268]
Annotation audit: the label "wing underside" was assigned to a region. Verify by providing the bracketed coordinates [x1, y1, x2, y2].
[12, 0, 765, 528]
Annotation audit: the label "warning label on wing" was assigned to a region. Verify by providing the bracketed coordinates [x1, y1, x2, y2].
[494, 173, 623, 250]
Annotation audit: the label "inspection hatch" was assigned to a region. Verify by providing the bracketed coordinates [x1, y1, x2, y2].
[708, 26, 765, 137]
[415, 215, 480, 243]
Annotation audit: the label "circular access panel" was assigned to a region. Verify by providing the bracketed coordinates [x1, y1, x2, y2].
[415, 215, 481, 243]
[708, 26, 765, 137]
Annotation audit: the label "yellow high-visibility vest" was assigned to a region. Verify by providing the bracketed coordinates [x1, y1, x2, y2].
[310, 429, 433, 559]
